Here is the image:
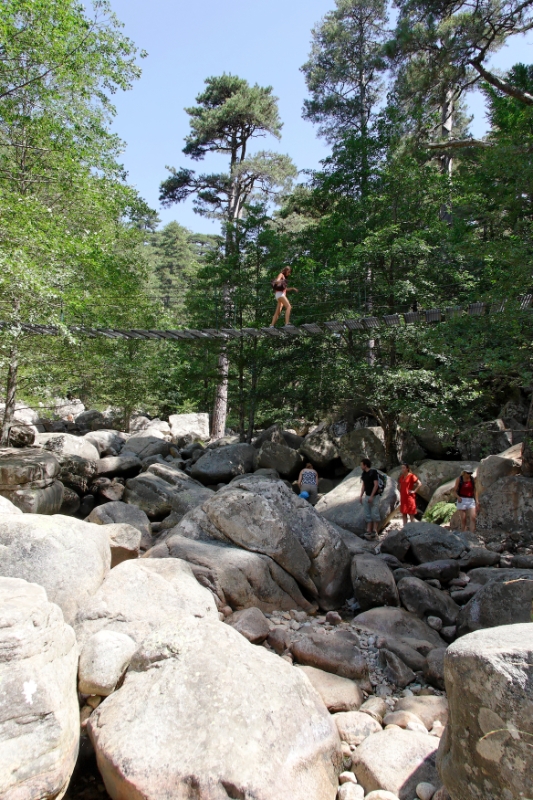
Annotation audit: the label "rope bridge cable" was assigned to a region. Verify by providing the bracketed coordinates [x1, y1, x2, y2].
[1, 295, 531, 342]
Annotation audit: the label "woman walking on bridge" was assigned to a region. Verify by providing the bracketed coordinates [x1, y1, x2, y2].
[271, 267, 298, 327]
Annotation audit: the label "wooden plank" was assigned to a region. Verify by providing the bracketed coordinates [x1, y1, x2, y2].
[425, 309, 442, 323]
[343, 319, 365, 330]
[300, 323, 323, 334]
[383, 314, 401, 327]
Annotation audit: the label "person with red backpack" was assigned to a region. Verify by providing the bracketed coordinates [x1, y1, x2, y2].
[454, 466, 479, 532]
[270, 267, 298, 327]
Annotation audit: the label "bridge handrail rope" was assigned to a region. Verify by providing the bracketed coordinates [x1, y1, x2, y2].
[0, 295, 531, 342]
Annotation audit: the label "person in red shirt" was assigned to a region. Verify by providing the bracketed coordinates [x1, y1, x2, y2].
[454, 467, 479, 532]
[398, 462, 421, 525]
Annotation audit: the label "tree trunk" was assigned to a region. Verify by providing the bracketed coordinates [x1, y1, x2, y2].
[211, 347, 229, 440]
[439, 89, 454, 223]
[0, 343, 19, 447]
[246, 340, 258, 443]
[521, 393, 533, 477]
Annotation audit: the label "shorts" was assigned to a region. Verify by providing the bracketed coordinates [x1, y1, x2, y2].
[275, 291, 286, 300]
[363, 494, 381, 523]
[457, 497, 476, 511]
[301, 484, 318, 505]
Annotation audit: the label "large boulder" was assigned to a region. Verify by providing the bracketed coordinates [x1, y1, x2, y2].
[351, 554, 400, 611]
[0, 447, 63, 514]
[257, 440, 304, 479]
[97, 454, 141, 477]
[190, 443, 257, 484]
[86, 500, 152, 549]
[456, 574, 533, 637]
[297, 665, 364, 713]
[397, 577, 460, 626]
[351, 729, 439, 800]
[355, 607, 445, 647]
[415, 460, 480, 502]
[75, 409, 108, 431]
[403, 522, 467, 564]
[0, 495, 22, 515]
[84, 429, 128, 456]
[87, 619, 342, 800]
[105, 523, 142, 567]
[0, 514, 110, 623]
[169, 412, 210, 443]
[477, 474, 533, 530]
[74, 558, 218, 650]
[57, 453, 97, 494]
[34, 431, 99, 462]
[316, 469, 399, 534]
[291, 629, 370, 686]
[338, 428, 386, 471]
[414, 426, 451, 459]
[147, 533, 315, 613]
[169, 475, 352, 609]
[124, 463, 213, 520]
[300, 423, 339, 469]
[121, 429, 170, 460]
[456, 419, 513, 461]
[0, 577, 79, 799]
[475, 442, 522, 497]
[438, 623, 533, 800]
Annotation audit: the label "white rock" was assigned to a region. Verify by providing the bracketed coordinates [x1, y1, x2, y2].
[79, 630, 137, 696]
[0, 513, 110, 624]
[416, 782, 437, 800]
[364, 792, 401, 800]
[337, 784, 365, 800]
[0, 577, 79, 799]
[339, 771, 358, 784]
[169, 412, 210, 442]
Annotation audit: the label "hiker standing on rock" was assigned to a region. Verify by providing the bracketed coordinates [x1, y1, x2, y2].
[399, 462, 421, 526]
[454, 466, 479, 533]
[359, 458, 381, 540]
[270, 267, 298, 327]
[297, 462, 319, 505]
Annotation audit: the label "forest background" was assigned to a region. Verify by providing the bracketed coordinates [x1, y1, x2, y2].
[1, 0, 533, 466]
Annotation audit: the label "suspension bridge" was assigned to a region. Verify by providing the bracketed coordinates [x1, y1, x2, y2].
[1, 296, 531, 342]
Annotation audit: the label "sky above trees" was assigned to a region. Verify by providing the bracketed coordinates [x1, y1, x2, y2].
[109, 0, 533, 234]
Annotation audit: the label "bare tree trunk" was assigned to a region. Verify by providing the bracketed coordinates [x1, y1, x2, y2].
[0, 344, 19, 447]
[366, 266, 375, 366]
[522, 393, 533, 477]
[211, 348, 229, 440]
[439, 89, 454, 223]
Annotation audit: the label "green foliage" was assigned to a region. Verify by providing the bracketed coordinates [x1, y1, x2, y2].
[423, 502, 457, 525]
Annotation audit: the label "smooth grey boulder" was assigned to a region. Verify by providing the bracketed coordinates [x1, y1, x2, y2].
[355, 607, 445, 647]
[379, 648, 416, 687]
[456, 575, 533, 637]
[395, 696, 448, 730]
[0, 514, 110, 624]
[122, 429, 171, 460]
[477, 474, 533, 530]
[376, 635, 427, 672]
[124, 462, 213, 520]
[352, 729, 439, 800]
[257, 440, 304, 479]
[74, 558, 218, 650]
[190, 442, 257, 484]
[397, 577, 460, 626]
[252, 424, 285, 449]
[466, 566, 533, 585]
[291, 629, 370, 688]
[88, 619, 342, 800]
[316, 469, 399, 534]
[410, 559, 460, 583]
[76, 409, 108, 430]
[146, 533, 315, 613]
[403, 523, 466, 563]
[381, 529, 411, 561]
[34, 431, 99, 462]
[415, 460, 480, 502]
[425, 647, 446, 689]
[338, 427, 386, 471]
[456, 419, 513, 462]
[333, 710, 382, 745]
[474, 442, 522, 496]
[438, 623, 533, 800]
[57, 453, 97, 493]
[84, 429, 128, 456]
[86, 501, 152, 550]
[78, 629, 137, 696]
[351, 553, 400, 611]
[97, 454, 141, 477]
[173, 475, 352, 609]
[300, 423, 340, 469]
[0, 577, 79, 800]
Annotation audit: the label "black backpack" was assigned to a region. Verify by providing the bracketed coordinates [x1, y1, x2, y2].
[377, 472, 387, 495]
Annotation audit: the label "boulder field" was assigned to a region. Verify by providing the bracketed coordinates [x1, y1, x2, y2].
[0, 411, 531, 799]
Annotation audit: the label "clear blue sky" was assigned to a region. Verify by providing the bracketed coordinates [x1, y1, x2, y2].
[108, 0, 533, 235]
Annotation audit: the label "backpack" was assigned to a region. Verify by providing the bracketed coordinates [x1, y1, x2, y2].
[271, 277, 287, 292]
[377, 472, 387, 495]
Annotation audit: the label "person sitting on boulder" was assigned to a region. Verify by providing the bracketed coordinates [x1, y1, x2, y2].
[454, 466, 479, 533]
[298, 462, 319, 505]
[359, 458, 381, 540]
[399, 462, 421, 526]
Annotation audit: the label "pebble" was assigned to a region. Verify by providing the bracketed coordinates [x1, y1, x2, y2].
[426, 616, 443, 631]
[416, 782, 437, 800]
[339, 771, 358, 784]
[86, 695, 102, 709]
[326, 611, 343, 625]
